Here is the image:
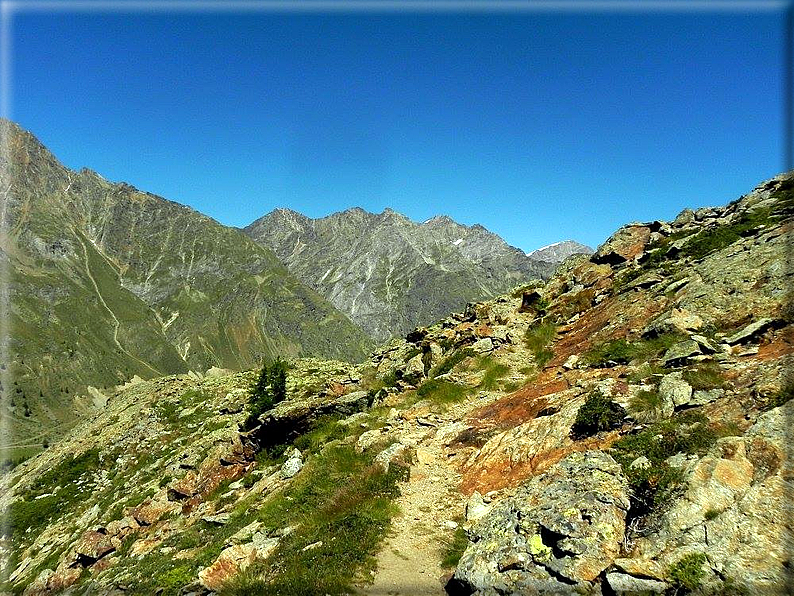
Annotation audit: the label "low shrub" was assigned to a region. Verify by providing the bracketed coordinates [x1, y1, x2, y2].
[570, 391, 626, 439]
[668, 552, 707, 592]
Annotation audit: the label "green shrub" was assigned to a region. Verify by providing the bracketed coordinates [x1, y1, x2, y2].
[612, 411, 718, 521]
[704, 508, 720, 521]
[668, 552, 707, 592]
[570, 391, 626, 439]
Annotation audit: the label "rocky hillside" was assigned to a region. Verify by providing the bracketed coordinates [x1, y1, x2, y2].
[244, 207, 557, 342]
[527, 239, 593, 263]
[0, 120, 372, 453]
[2, 172, 792, 596]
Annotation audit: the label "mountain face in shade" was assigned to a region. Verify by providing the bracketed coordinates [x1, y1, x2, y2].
[244, 207, 557, 342]
[526, 240, 594, 263]
[0, 120, 372, 447]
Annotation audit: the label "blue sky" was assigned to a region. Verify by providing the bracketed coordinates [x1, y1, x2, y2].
[10, 4, 788, 251]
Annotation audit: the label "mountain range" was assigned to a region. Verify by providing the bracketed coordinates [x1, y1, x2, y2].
[245, 208, 577, 342]
[0, 120, 587, 449]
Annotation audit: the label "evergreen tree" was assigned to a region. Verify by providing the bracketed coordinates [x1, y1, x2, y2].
[245, 357, 288, 429]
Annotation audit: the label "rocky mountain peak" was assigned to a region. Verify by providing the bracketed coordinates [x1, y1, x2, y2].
[244, 205, 560, 341]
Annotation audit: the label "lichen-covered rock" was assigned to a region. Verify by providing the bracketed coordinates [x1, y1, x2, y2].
[658, 372, 692, 414]
[616, 400, 794, 594]
[454, 451, 630, 594]
[280, 447, 303, 479]
[662, 340, 702, 366]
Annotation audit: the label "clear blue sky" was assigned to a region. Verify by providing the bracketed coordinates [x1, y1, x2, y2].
[10, 5, 789, 251]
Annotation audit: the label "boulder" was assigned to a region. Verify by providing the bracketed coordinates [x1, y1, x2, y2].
[724, 318, 776, 345]
[464, 491, 491, 524]
[605, 572, 668, 595]
[592, 225, 652, 265]
[280, 448, 303, 479]
[658, 372, 692, 414]
[403, 354, 426, 385]
[472, 338, 494, 354]
[662, 340, 701, 367]
[454, 451, 630, 594]
[618, 400, 794, 593]
[642, 308, 703, 338]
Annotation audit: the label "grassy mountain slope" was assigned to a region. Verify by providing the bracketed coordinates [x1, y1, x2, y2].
[0, 120, 372, 452]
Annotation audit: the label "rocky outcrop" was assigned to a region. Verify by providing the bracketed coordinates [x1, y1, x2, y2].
[454, 451, 630, 594]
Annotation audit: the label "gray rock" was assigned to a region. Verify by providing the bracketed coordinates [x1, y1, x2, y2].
[374, 442, 410, 471]
[662, 340, 701, 366]
[724, 318, 775, 345]
[464, 491, 491, 523]
[606, 572, 667, 594]
[454, 451, 630, 594]
[403, 354, 426, 384]
[472, 337, 494, 354]
[280, 448, 303, 479]
[690, 388, 723, 406]
[659, 372, 692, 414]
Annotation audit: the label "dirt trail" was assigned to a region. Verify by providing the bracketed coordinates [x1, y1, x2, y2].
[358, 428, 467, 596]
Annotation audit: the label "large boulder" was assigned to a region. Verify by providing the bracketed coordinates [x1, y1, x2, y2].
[454, 451, 630, 594]
[592, 225, 652, 265]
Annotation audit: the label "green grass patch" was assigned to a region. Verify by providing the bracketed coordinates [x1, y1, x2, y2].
[581, 333, 682, 368]
[628, 389, 663, 422]
[218, 444, 406, 596]
[682, 363, 725, 391]
[430, 348, 475, 378]
[293, 415, 350, 454]
[441, 526, 469, 568]
[3, 448, 104, 538]
[416, 378, 470, 405]
[524, 320, 556, 369]
[475, 356, 510, 391]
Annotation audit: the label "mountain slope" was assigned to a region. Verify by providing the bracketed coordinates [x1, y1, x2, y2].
[245, 207, 556, 342]
[3, 172, 792, 596]
[0, 120, 372, 449]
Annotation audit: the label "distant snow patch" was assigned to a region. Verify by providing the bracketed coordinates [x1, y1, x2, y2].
[452, 238, 464, 246]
